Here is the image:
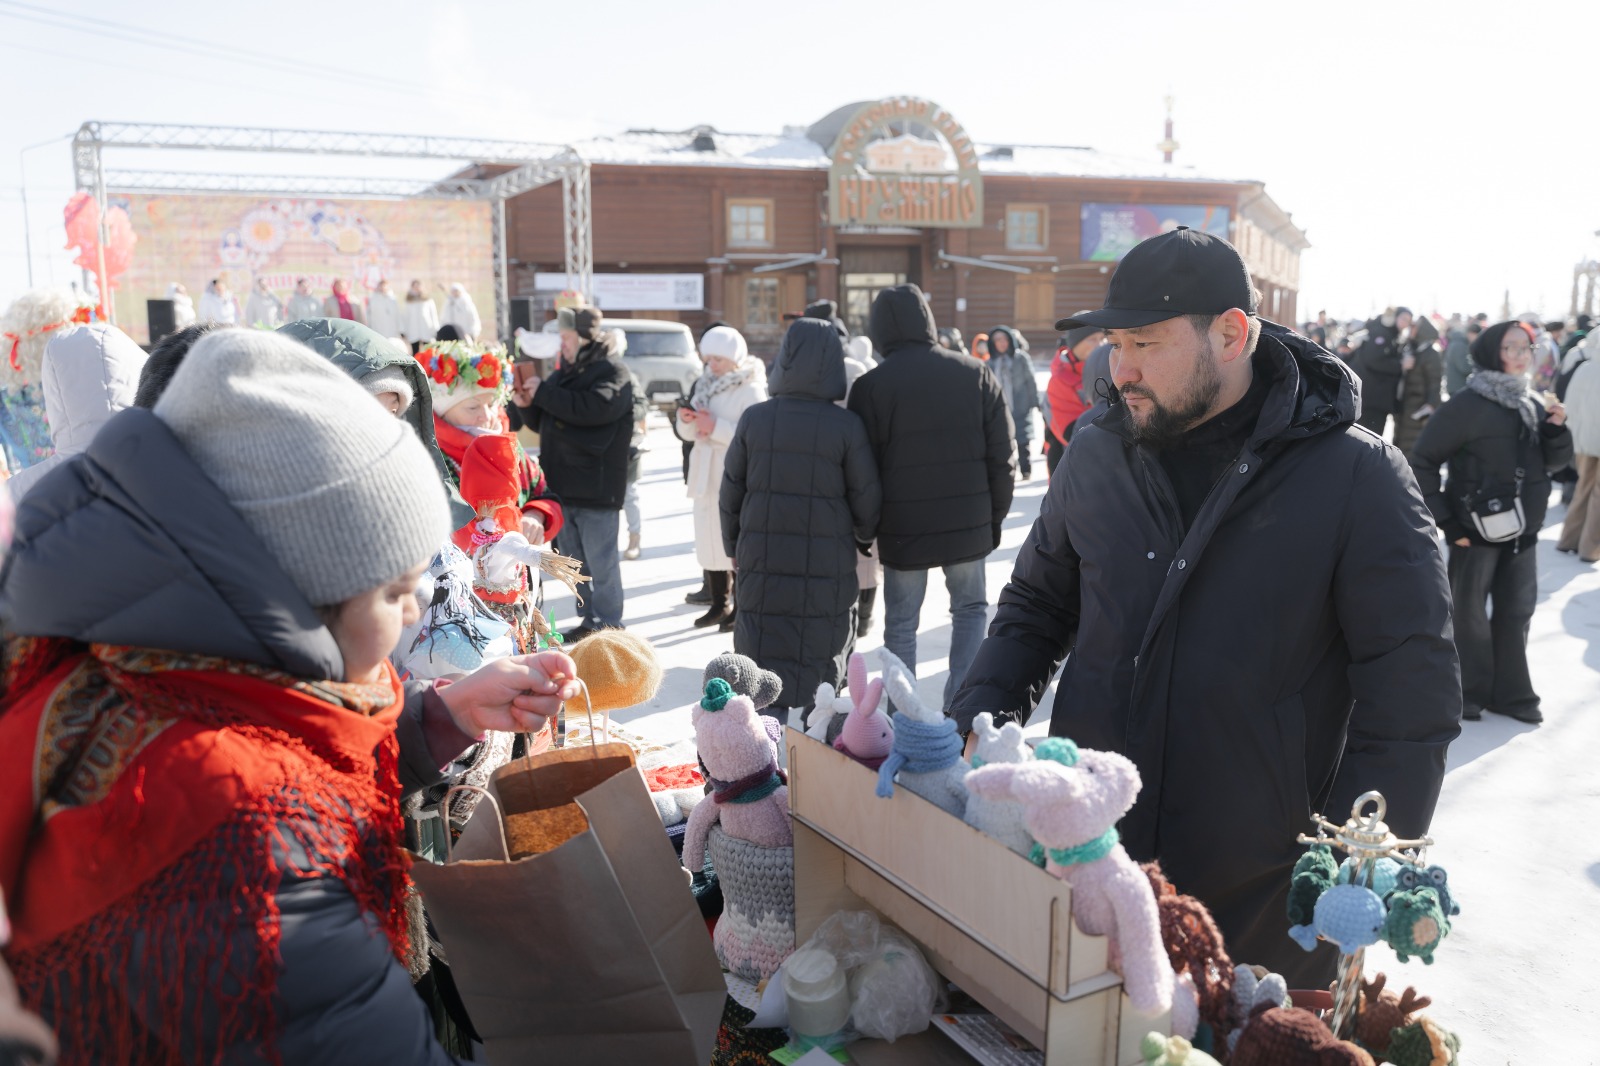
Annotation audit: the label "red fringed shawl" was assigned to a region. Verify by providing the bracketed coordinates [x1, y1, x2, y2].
[0, 638, 411, 1065]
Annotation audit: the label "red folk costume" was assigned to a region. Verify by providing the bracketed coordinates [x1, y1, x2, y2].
[0, 637, 410, 1064]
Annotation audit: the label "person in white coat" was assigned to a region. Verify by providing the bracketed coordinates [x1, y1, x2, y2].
[1558, 358, 1600, 562]
[243, 278, 284, 329]
[401, 279, 441, 351]
[366, 278, 402, 340]
[441, 283, 482, 342]
[285, 278, 322, 321]
[676, 325, 767, 629]
[7, 323, 148, 501]
[168, 282, 196, 330]
[842, 334, 881, 636]
[197, 279, 239, 325]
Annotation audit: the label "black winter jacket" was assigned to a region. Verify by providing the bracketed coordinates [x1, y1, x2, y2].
[722, 319, 881, 707]
[846, 285, 1014, 570]
[1354, 316, 1402, 417]
[1409, 389, 1574, 550]
[0, 408, 462, 1065]
[525, 335, 635, 509]
[950, 324, 1461, 986]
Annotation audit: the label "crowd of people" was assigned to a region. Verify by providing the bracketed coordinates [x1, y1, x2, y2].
[0, 219, 1593, 1061]
[163, 275, 485, 346]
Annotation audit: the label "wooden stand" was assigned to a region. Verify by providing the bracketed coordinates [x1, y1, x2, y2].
[786, 729, 1169, 1066]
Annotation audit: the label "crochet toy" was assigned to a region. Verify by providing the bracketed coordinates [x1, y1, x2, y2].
[704, 652, 784, 711]
[1287, 843, 1339, 934]
[1384, 1017, 1459, 1066]
[1230, 1005, 1376, 1066]
[1353, 973, 1431, 1061]
[1381, 887, 1448, 964]
[873, 649, 968, 817]
[706, 823, 795, 982]
[1227, 965, 1290, 1057]
[1339, 855, 1403, 898]
[829, 653, 892, 770]
[398, 542, 516, 680]
[682, 680, 793, 869]
[962, 712, 1035, 856]
[1141, 1033, 1222, 1066]
[966, 737, 1173, 1016]
[1289, 883, 1387, 954]
[1392, 864, 1459, 918]
[1141, 863, 1228, 1042]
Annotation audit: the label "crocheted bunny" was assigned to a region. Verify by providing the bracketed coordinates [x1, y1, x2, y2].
[832, 653, 892, 769]
[874, 649, 968, 818]
[1227, 965, 1290, 1056]
[965, 738, 1173, 1016]
[805, 679, 853, 743]
[962, 712, 1034, 856]
[683, 680, 793, 871]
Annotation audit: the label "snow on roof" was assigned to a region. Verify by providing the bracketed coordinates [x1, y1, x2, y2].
[567, 127, 1252, 185]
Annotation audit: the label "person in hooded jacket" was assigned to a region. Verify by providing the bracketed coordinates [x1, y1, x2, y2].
[1044, 325, 1104, 475]
[722, 318, 882, 718]
[243, 277, 284, 329]
[950, 228, 1460, 988]
[988, 325, 1041, 479]
[367, 279, 402, 340]
[1411, 321, 1572, 724]
[846, 284, 1014, 707]
[442, 284, 482, 344]
[401, 280, 441, 353]
[0, 329, 579, 1066]
[519, 306, 634, 641]
[7, 322, 147, 502]
[1392, 314, 1444, 459]
[1353, 306, 1407, 434]
[1443, 318, 1474, 396]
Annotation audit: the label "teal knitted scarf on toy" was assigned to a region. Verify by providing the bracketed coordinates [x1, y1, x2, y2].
[1029, 828, 1120, 869]
[875, 717, 962, 798]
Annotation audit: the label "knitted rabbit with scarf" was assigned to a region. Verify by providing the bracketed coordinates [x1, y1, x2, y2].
[683, 679, 793, 871]
[962, 712, 1035, 856]
[874, 648, 968, 817]
[965, 738, 1174, 1015]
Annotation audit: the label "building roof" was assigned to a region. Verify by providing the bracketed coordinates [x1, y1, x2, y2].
[567, 126, 1255, 185]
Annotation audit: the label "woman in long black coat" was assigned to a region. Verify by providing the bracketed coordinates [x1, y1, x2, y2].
[720, 319, 882, 718]
[1411, 320, 1573, 723]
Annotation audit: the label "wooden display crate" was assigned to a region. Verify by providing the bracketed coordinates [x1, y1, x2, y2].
[785, 728, 1169, 1066]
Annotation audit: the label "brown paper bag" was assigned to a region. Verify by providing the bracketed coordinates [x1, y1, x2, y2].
[408, 739, 725, 1065]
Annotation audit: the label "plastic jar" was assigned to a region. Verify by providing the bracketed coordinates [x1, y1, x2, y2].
[783, 947, 851, 1039]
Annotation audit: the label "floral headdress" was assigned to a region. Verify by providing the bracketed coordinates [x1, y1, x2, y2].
[415, 340, 510, 413]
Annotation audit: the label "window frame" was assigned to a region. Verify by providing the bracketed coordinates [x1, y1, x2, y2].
[743, 275, 782, 328]
[1005, 203, 1049, 252]
[727, 198, 776, 249]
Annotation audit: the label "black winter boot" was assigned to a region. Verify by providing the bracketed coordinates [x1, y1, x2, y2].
[856, 587, 877, 638]
[694, 571, 733, 628]
[685, 570, 712, 605]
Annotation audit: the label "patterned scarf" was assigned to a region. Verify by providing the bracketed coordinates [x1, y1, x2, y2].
[1465, 369, 1539, 436]
[689, 361, 760, 410]
[0, 637, 410, 1066]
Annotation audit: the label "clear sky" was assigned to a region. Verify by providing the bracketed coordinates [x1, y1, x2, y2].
[2, 0, 1595, 324]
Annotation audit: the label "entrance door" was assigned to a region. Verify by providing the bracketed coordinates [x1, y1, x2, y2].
[840, 247, 916, 337]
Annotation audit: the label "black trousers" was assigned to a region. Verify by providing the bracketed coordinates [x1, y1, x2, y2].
[1044, 430, 1065, 477]
[1447, 541, 1538, 715]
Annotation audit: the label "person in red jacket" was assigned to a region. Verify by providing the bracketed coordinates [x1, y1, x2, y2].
[1043, 325, 1104, 475]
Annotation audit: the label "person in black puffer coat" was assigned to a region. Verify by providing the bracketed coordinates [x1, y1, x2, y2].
[519, 306, 634, 638]
[1353, 307, 1405, 434]
[1411, 320, 1573, 724]
[721, 318, 881, 718]
[846, 284, 1014, 706]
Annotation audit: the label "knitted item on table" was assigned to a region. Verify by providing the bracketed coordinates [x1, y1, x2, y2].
[965, 738, 1174, 1016]
[568, 628, 663, 712]
[708, 825, 795, 982]
[963, 712, 1035, 855]
[1227, 965, 1289, 1057]
[1230, 1006, 1375, 1066]
[1141, 1033, 1223, 1066]
[683, 680, 793, 871]
[1353, 974, 1431, 1061]
[873, 648, 967, 816]
[1384, 1017, 1460, 1066]
[703, 653, 783, 711]
[831, 652, 892, 769]
[1289, 883, 1386, 954]
[1142, 862, 1230, 1044]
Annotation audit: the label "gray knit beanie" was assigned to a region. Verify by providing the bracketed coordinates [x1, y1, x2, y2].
[154, 330, 451, 607]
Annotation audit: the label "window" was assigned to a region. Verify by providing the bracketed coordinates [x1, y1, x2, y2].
[1014, 276, 1056, 330]
[728, 199, 774, 248]
[744, 277, 781, 327]
[1006, 204, 1048, 251]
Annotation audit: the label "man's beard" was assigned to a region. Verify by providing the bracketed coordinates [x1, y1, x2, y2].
[1120, 337, 1223, 449]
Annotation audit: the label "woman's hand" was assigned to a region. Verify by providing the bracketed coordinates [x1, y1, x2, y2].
[438, 651, 580, 736]
[678, 407, 697, 424]
[520, 513, 545, 544]
[695, 418, 713, 439]
[1453, 537, 1471, 547]
[1546, 401, 1567, 427]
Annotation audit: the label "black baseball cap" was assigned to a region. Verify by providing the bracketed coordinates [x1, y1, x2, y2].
[1055, 226, 1258, 332]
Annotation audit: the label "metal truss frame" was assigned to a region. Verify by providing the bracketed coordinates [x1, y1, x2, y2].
[72, 121, 593, 336]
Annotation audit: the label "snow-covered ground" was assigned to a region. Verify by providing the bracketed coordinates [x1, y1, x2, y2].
[543, 400, 1600, 1063]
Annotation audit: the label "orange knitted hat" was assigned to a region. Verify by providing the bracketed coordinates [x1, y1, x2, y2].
[569, 629, 663, 712]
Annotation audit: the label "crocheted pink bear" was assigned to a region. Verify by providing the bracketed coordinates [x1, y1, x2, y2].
[683, 679, 793, 871]
[966, 737, 1174, 1017]
[832, 653, 892, 770]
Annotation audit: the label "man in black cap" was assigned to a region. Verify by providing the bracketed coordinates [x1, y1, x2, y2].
[950, 227, 1461, 985]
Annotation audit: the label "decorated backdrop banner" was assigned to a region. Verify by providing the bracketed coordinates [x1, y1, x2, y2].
[111, 193, 496, 344]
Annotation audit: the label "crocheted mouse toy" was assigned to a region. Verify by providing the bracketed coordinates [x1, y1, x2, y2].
[827, 653, 892, 770]
[962, 712, 1034, 855]
[873, 649, 968, 817]
[1231, 1005, 1375, 1066]
[965, 737, 1173, 1016]
[683, 680, 793, 869]
[1353, 973, 1431, 1061]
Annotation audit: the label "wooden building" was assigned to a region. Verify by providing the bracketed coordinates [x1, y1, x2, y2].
[491, 97, 1310, 356]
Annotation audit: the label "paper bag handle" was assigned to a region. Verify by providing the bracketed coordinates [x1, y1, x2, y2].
[440, 785, 510, 863]
[551, 676, 600, 754]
